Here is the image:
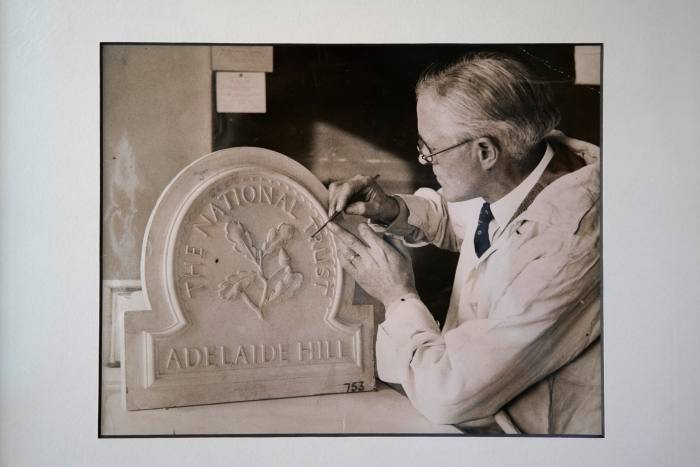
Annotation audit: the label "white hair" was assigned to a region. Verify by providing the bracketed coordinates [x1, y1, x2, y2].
[416, 52, 561, 161]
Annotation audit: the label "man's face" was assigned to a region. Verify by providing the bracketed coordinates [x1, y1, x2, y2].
[416, 91, 486, 202]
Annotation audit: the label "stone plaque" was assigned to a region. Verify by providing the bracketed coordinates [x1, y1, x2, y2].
[123, 147, 375, 410]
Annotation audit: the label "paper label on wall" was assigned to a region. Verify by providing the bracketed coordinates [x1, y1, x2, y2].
[216, 72, 266, 113]
[574, 45, 601, 86]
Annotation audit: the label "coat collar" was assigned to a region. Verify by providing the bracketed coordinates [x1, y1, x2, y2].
[474, 134, 600, 265]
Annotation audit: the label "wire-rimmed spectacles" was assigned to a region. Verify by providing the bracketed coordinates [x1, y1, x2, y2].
[416, 137, 475, 165]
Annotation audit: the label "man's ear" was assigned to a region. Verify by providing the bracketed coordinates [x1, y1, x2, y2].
[475, 137, 499, 170]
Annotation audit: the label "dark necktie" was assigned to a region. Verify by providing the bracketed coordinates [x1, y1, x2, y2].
[474, 202, 494, 258]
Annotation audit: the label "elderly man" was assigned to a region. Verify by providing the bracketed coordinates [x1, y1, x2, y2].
[326, 52, 601, 435]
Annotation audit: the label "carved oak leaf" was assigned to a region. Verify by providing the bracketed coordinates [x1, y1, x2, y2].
[267, 265, 303, 303]
[218, 271, 256, 300]
[261, 223, 295, 256]
[278, 248, 291, 267]
[225, 220, 257, 262]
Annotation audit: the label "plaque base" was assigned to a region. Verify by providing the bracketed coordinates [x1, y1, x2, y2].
[122, 303, 375, 410]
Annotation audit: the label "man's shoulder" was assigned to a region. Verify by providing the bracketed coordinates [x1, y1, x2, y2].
[521, 149, 600, 236]
[487, 160, 600, 295]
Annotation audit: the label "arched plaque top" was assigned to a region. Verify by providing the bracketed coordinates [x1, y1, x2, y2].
[140, 147, 351, 332]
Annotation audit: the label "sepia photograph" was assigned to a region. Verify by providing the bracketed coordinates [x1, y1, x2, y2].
[5, 0, 700, 465]
[100, 43, 602, 436]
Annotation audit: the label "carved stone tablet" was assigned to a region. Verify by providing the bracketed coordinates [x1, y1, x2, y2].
[123, 147, 375, 410]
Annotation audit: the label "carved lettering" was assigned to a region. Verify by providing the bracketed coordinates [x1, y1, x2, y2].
[336, 339, 344, 359]
[242, 185, 256, 203]
[304, 216, 321, 234]
[192, 213, 216, 237]
[163, 340, 347, 371]
[312, 247, 329, 264]
[233, 345, 249, 365]
[166, 348, 182, 369]
[298, 341, 314, 361]
[183, 262, 200, 277]
[261, 344, 276, 363]
[250, 344, 256, 364]
[275, 192, 291, 212]
[287, 197, 299, 219]
[278, 343, 289, 362]
[315, 266, 331, 278]
[314, 280, 332, 297]
[301, 342, 314, 360]
[218, 191, 233, 210]
[184, 347, 202, 368]
[219, 345, 232, 366]
[260, 185, 273, 204]
[209, 202, 229, 221]
[183, 281, 205, 299]
[309, 229, 325, 243]
[230, 187, 241, 207]
[297, 340, 344, 360]
[185, 245, 205, 257]
[203, 346, 216, 367]
[203, 184, 301, 219]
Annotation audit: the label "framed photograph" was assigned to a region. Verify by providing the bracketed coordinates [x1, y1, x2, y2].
[100, 43, 602, 437]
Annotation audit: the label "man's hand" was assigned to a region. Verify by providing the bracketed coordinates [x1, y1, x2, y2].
[328, 222, 416, 307]
[328, 174, 399, 224]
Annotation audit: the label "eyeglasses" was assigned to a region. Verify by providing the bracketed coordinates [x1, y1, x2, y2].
[416, 136, 475, 165]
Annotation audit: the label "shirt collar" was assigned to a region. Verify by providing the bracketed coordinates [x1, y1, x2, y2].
[489, 142, 554, 232]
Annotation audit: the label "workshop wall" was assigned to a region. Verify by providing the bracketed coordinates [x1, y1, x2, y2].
[101, 45, 213, 280]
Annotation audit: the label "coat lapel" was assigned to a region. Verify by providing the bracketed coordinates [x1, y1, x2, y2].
[473, 141, 586, 268]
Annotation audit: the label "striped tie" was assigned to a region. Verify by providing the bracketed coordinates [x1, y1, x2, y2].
[474, 202, 494, 258]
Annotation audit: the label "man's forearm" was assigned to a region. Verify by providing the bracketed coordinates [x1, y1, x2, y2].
[369, 190, 461, 251]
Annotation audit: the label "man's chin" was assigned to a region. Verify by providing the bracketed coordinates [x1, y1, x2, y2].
[437, 180, 472, 202]
[442, 189, 474, 203]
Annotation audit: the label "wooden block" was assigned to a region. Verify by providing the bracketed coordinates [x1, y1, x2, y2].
[212, 46, 273, 72]
[216, 71, 266, 113]
[574, 45, 601, 85]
